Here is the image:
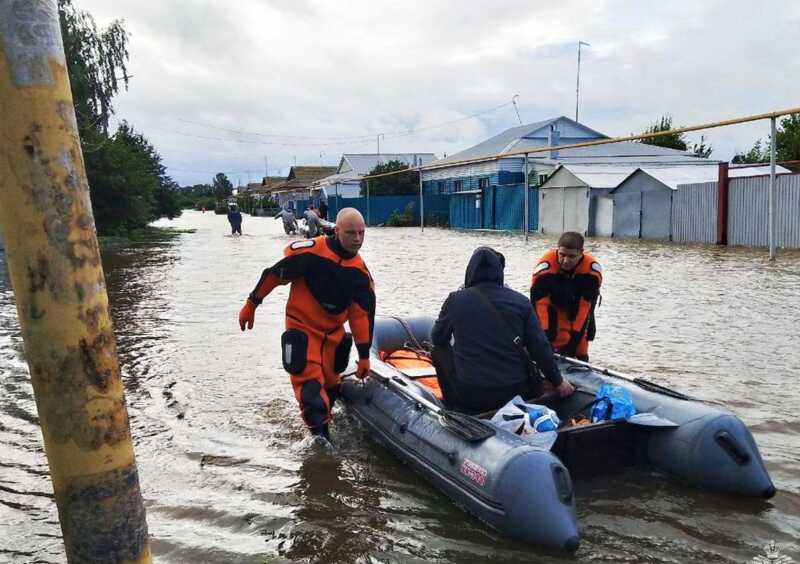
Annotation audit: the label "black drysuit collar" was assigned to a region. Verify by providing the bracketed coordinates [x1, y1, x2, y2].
[326, 234, 356, 260]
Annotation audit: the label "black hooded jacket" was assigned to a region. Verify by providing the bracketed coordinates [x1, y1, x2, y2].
[431, 248, 562, 391]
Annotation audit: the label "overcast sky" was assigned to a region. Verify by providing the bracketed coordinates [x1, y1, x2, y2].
[75, 0, 800, 187]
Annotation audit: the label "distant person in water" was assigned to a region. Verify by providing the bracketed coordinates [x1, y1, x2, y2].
[275, 206, 298, 234]
[303, 204, 322, 238]
[227, 203, 243, 235]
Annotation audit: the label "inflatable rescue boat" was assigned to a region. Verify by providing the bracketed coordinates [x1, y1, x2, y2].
[339, 316, 775, 552]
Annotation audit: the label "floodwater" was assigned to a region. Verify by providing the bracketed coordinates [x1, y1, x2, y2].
[1, 210, 799, 564]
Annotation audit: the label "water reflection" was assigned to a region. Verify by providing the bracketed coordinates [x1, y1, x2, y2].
[1, 211, 798, 563]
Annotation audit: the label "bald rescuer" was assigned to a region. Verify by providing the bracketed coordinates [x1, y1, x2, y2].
[530, 232, 602, 361]
[239, 208, 375, 440]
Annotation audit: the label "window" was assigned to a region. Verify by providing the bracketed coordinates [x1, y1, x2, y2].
[437, 180, 445, 194]
[479, 177, 489, 189]
[539, 174, 548, 186]
[454, 180, 463, 192]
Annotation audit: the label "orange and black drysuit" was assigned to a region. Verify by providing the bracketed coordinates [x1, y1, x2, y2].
[530, 249, 602, 361]
[246, 235, 375, 435]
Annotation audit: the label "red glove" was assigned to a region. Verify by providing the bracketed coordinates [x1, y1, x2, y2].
[356, 358, 370, 379]
[239, 299, 256, 331]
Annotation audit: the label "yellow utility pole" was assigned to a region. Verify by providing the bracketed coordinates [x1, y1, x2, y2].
[0, 2, 151, 563]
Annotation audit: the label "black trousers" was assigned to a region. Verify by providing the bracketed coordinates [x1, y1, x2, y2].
[431, 345, 538, 415]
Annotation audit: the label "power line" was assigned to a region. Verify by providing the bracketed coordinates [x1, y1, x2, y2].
[173, 97, 519, 147]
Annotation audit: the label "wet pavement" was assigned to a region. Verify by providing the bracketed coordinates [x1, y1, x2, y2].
[1, 210, 798, 563]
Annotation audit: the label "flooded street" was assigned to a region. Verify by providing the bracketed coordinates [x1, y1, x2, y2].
[1, 209, 799, 563]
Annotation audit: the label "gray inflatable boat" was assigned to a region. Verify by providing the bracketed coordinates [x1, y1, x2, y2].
[339, 316, 775, 552]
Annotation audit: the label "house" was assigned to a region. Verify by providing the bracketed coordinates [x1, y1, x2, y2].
[311, 153, 438, 200]
[271, 166, 337, 208]
[421, 116, 703, 232]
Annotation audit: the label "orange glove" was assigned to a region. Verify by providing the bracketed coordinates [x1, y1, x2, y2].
[356, 358, 370, 379]
[239, 299, 256, 331]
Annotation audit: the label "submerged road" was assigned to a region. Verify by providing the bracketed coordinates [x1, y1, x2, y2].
[1, 210, 798, 563]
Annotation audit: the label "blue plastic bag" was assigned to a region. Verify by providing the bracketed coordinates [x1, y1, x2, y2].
[590, 384, 636, 423]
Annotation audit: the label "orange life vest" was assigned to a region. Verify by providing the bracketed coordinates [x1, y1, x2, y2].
[381, 349, 443, 401]
[249, 235, 375, 354]
[530, 249, 602, 360]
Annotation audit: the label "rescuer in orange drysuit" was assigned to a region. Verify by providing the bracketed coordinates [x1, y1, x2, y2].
[530, 231, 602, 361]
[239, 208, 374, 441]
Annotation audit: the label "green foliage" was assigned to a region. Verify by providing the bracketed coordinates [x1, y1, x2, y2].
[776, 113, 800, 161]
[213, 173, 234, 202]
[691, 135, 713, 159]
[59, 0, 129, 138]
[732, 140, 767, 164]
[175, 184, 213, 208]
[59, 0, 181, 234]
[639, 115, 713, 158]
[360, 161, 419, 196]
[85, 122, 182, 234]
[193, 196, 218, 211]
[732, 114, 800, 164]
[639, 115, 688, 151]
[385, 203, 415, 227]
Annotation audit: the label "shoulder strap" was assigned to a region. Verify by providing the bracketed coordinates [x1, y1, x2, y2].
[468, 287, 535, 366]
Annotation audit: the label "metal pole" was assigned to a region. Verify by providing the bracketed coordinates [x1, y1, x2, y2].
[367, 179, 371, 225]
[523, 154, 529, 242]
[0, 2, 151, 563]
[419, 170, 425, 232]
[575, 42, 581, 122]
[575, 41, 590, 122]
[769, 116, 777, 261]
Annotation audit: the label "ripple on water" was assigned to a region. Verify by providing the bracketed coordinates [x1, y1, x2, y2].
[1, 212, 798, 563]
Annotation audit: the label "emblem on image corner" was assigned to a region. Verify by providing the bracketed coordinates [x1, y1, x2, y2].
[750, 540, 794, 564]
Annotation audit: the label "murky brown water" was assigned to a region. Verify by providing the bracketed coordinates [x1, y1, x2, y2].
[1, 210, 799, 563]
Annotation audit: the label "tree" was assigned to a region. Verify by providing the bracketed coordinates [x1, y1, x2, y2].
[690, 135, 712, 159]
[84, 122, 181, 234]
[360, 161, 419, 196]
[639, 115, 713, 158]
[639, 115, 688, 151]
[59, 1, 181, 234]
[732, 114, 800, 164]
[776, 113, 800, 162]
[59, 0, 129, 140]
[732, 140, 767, 164]
[213, 173, 233, 202]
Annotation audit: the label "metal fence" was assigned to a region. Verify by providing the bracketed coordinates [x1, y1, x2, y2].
[293, 194, 450, 226]
[671, 182, 718, 243]
[728, 174, 800, 248]
[480, 184, 538, 231]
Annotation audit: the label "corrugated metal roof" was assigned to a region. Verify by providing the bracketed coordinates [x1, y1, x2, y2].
[556, 164, 639, 189]
[434, 116, 701, 167]
[437, 116, 607, 164]
[340, 153, 438, 175]
[616, 164, 793, 191]
[314, 153, 437, 186]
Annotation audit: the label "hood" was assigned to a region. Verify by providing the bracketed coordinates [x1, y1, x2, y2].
[464, 247, 504, 287]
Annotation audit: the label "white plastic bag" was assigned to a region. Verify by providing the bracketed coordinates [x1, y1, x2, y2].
[490, 395, 561, 449]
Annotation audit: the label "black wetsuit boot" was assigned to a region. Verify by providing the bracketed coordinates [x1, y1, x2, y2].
[310, 424, 331, 442]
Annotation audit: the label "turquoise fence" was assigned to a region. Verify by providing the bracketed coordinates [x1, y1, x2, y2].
[481, 184, 539, 231]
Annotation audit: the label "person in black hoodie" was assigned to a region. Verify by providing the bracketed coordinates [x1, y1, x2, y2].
[431, 247, 574, 413]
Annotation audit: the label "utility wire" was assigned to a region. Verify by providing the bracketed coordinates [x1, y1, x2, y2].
[175, 98, 519, 147]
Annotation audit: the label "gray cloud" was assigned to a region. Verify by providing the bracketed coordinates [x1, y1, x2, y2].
[76, 0, 800, 185]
